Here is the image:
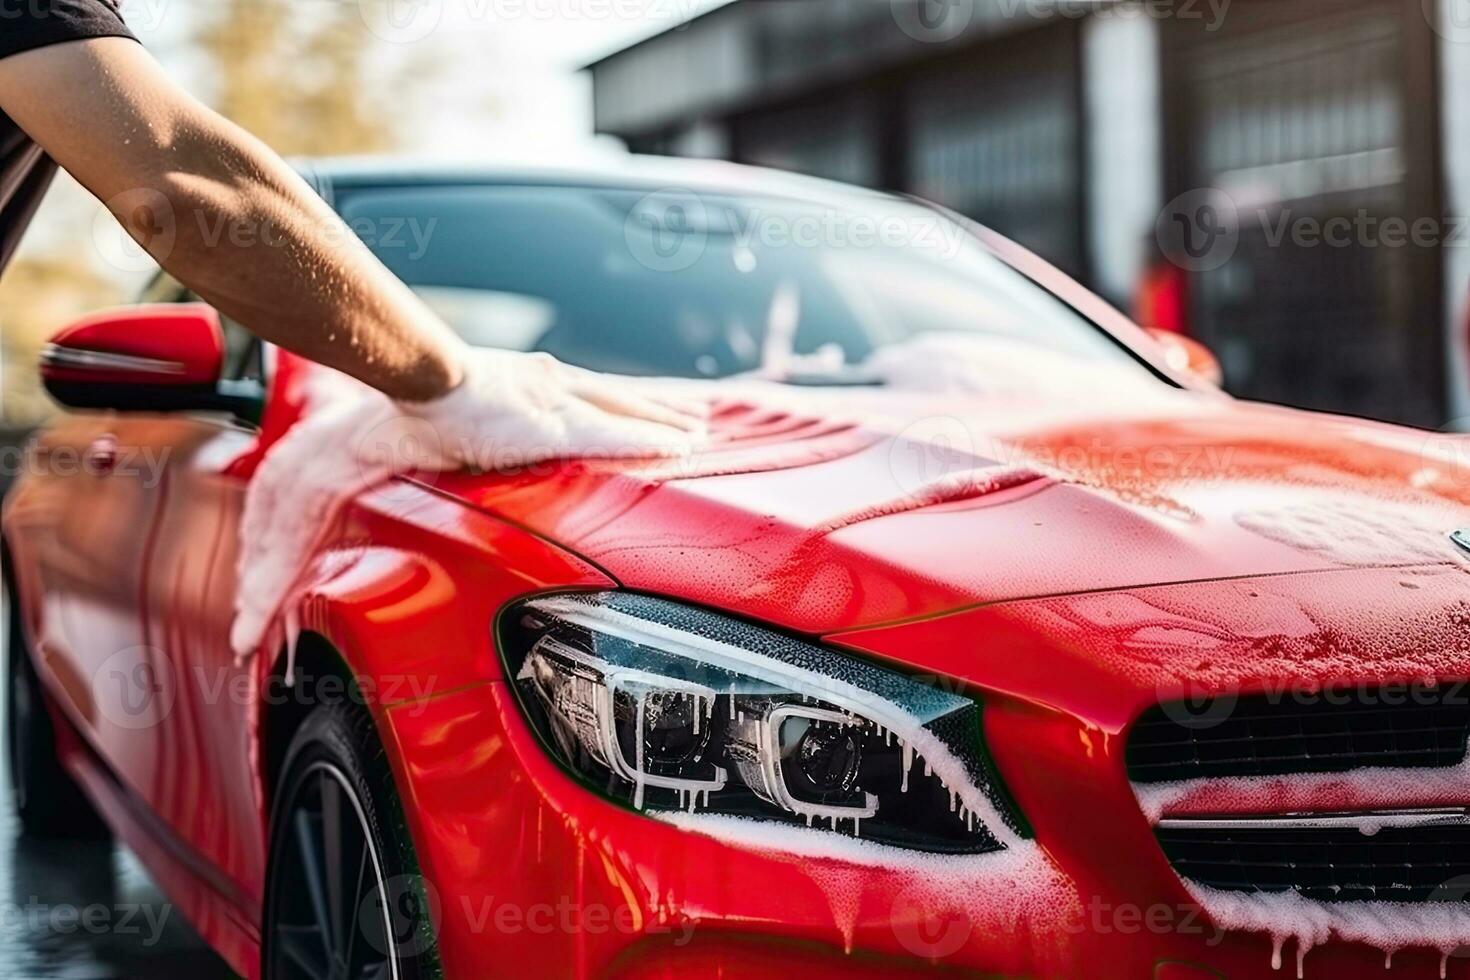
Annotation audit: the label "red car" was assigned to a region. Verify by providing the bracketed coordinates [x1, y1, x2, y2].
[6, 158, 1470, 980]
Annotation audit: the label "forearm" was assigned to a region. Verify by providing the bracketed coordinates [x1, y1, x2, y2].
[0, 38, 465, 401]
[133, 132, 466, 401]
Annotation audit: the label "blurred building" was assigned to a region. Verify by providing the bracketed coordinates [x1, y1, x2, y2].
[589, 0, 1470, 428]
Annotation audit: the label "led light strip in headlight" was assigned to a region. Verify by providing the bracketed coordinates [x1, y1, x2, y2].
[499, 592, 1026, 854]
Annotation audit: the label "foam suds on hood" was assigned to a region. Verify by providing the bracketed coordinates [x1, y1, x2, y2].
[814, 465, 1047, 534]
[230, 360, 705, 660]
[861, 333, 1167, 402]
[229, 336, 1142, 662]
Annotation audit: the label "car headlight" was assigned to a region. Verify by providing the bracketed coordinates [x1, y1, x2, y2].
[498, 592, 1025, 854]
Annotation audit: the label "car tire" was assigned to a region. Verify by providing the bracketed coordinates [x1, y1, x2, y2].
[263, 701, 443, 980]
[4, 562, 111, 840]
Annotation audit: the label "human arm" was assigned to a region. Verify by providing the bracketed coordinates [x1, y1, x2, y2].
[0, 36, 467, 401]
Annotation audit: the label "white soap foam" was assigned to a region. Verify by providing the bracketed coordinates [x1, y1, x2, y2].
[231, 355, 705, 659]
[231, 375, 397, 659]
[1136, 761, 1470, 972]
[532, 595, 1026, 851]
[653, 812, 1074, 963]
[1235, 499, 1459, 568]
[1182, 884, 1470, 978]
[524, 594, 1088, 962]
[862, 333, 1176, 406]
[653, 811, 1038, 873]
[1135, 755, 1470, 823]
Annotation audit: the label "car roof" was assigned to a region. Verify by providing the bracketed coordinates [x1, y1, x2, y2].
[295, 153, 898, 211]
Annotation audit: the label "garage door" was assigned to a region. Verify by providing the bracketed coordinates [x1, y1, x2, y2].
[1163, 0, 1443, 426]
[734, 92, 883, 189]
[907, 23, 1086, 278]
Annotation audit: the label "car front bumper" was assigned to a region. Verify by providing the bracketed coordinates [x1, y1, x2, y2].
[381, 563, 1470, 978]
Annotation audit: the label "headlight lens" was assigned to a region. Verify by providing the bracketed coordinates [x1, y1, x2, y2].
[499, 592, 1024, 854]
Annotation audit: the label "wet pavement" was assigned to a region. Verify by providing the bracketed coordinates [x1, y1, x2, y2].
[0, 699, 238, 978]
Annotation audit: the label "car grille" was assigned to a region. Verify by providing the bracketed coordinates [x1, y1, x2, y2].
[1126, 688, 1470, 784]
[1155, 814, 1470, 902]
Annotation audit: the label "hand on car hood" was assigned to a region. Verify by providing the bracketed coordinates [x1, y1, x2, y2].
[440, 382, 1470, 635]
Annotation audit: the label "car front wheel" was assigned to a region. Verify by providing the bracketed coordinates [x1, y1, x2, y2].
[263, 701, 442, 980]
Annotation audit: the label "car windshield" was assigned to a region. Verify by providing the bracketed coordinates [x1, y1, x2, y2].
[335, 182, 1158, 384]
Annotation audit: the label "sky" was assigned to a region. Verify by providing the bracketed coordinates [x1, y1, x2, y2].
[19, 0, 733, 280]
[3, 0, 735, 410]
[130, 0, 733, 154]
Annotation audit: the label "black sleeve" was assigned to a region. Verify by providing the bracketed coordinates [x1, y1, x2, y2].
[0, 0, 136, 61]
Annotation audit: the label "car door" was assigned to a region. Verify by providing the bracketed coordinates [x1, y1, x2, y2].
[4, 274, 223, 803]
[5, 408, 176, 807]
[7, 283, 274, 914]
[139, 404, 267, 911]
[117, 281, 275, 905]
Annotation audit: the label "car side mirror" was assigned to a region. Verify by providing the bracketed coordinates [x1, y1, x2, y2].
[1145, 327, 1223, 387]
[40, 304, 262, 421]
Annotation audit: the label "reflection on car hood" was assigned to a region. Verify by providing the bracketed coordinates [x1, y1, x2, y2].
[435, 379, 1470, 635]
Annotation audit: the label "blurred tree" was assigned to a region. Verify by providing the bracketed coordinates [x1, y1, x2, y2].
[0, 251, 121, 425]
[192, 0, 433, 155]
[0, 1, 439, 423]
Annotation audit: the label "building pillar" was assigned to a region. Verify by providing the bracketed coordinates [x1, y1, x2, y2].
[1436, 0, 1470, 422]
[669, 120, 731, 160]
[1081, 7, 1165, 306]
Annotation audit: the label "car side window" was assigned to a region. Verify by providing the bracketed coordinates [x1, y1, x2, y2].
[219, 314, 263, 383]
[138, 270, 189, 304]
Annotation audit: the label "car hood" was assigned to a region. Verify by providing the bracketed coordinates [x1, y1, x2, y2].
[437, 378, 1470, 635]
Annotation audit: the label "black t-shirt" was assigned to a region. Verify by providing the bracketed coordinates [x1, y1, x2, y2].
[0, 0, 136, 274]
